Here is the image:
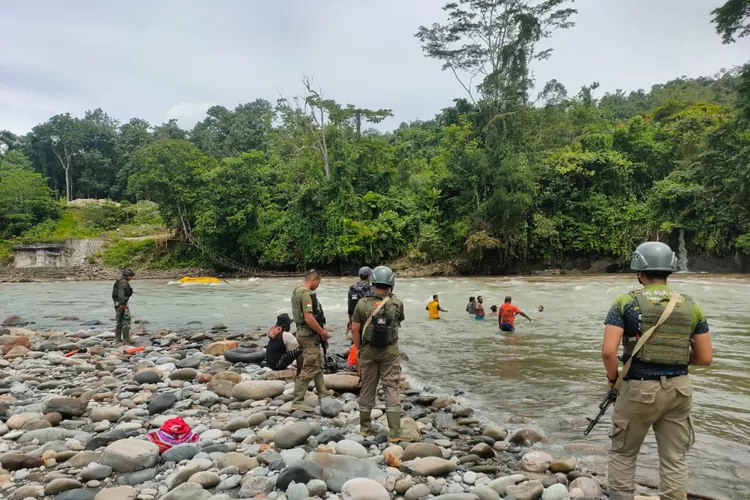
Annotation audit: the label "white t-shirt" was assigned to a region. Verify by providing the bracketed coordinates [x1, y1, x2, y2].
[282, 332, 299, 351]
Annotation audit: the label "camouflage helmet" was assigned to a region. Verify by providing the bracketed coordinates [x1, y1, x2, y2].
[630, 242, 677, 272]
[370, 266, 396, 289]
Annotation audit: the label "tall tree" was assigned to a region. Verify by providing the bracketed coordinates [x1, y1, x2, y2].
[415, 0, 576, 105]
[28, 114, 84, 201]
[712, 0, 750, 43]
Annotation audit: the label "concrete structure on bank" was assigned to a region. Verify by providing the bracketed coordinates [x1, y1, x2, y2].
[12, 239, 104, 268]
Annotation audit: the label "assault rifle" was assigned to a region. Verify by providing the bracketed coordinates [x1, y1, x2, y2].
[584, 388, 618, 436]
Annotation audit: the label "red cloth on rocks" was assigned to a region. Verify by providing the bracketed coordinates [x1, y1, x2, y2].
[146, 416, 199, 453]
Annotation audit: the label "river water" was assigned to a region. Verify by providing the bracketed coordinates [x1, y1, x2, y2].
[1, 275, 748, 499]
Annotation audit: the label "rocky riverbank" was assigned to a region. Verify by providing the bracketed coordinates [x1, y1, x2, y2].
[0, 315, 656, 500]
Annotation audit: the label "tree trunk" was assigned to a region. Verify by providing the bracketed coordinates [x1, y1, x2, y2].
[65, 167, 72, 202]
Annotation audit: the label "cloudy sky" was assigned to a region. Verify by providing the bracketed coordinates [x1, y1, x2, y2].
[2, 0, 748, 134]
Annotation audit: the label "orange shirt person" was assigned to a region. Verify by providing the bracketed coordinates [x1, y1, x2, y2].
[498, 296, 531, 332]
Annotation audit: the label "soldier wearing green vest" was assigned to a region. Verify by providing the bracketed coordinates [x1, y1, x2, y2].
[602, 242, 713, 500]
[290, 270, 333, 412]
[351, 266, 414, 442]
[112, 268, 135, 343]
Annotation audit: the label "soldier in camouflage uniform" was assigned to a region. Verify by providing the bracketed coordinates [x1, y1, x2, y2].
[602, 242, 713, 500]
[351, 266, 414, 442]
[290, 270, 333, 412]
[112, 268, 135, 342]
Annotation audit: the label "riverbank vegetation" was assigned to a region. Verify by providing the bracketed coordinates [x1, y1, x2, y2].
[1, 0, 749, 273]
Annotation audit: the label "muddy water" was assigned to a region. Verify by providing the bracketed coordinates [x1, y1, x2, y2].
[2, 274, 748, 498]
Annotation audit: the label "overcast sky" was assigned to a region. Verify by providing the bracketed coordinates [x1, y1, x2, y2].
[2, 0, 748, 134]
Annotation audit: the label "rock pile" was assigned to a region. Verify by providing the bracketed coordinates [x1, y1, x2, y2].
[0, 315, 607, 500]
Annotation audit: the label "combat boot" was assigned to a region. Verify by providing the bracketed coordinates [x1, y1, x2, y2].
[387, 410, 415, 443]
[290, 379, 315, 412]
[314, 372, 334, 399]
[359, 410, 372, 436]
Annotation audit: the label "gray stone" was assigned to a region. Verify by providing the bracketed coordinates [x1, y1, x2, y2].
[147, 394, 177, 415]
[224, 417, 249, 431]
[66, 451, 101, 468]
[482, 423, 507, 441]
[287, 482, 310, 500]
[117, 467, 157, 485]
[274, 422, 317, 449]
[334, 439, 368, 458]
[281, 448, 307, 463]
[199, 391, 220, 406]
[401, 442, 443, 461]
[432, 495, 479, 500]
[90, 406, 123, 423]
[340, 478, 389, 500]
[99, 439, 160, 473]
[161, 482, 213, 500]
[55, 489, 97, 500]
[239, 476, 276, 497]
[509, 429, 542, 447]
[166, 458, 213, 490]
[319, 397, 343, 417]
[276, 460, 325, 491]
[170, 368, 198, 380]
[80, 463, 113, 481]
[208, 496, 232, 500]
[405, 484, 431, 500]
[307, 452, 387, 493]
[488, 476, 518, 495]
[306, 479, 328, 497]
[232, 381, 285, 401]
[568, 477, 602, 497]
[471, 486, 501, 500]
[541, 484, 568, 500]
[134, 370, 162, 384]
[17, 427, 77, 444]
[506, 480, 545, 500]
[161, 443, 200, 463]
[469, 443, 495, 459]
[400, 457, 457, 477]
[189, 471, 221, 488]
[45, 479, 83, 496]
[176, 353, 204, 369]
[216, 474, 242, 490]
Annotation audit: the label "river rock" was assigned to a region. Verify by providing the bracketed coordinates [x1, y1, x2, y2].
[213, 371, 243, 384]
[482, 423, 507, 441]
[45, 478, 82, 495]
[276, 460, 326, 490]
[170, 368, 198, 380]
[400, 457, 457, 477]
[17, 427, 78, 444]
[205, 340, 239, 356]
[287, 482, 310, 500]
[56, 489, 97, 500]
[1, 452, 44, 470]
[239, 475, 275, 497]
[4, 345, 29, 359]
[176, 353, 204, 369]
[274, 421, 317, 449]
[2, 315, 24, 326]
[161, 443, 200, 463]
[401, 442, 442, 461]
[67, 451, 101, 468]
[405, 484, 431, 500]
[147, 393, 176, 415]
[92, 486, 137, 500]
[161, 482, 212, 500]
[471, 485, 501, 500]
[307, 479, 328, 496]
[487, 476, 518, 495]
[133, 369, 162, 384]
[80, 463, 113, 480]
[521, 450, 553, 472]
[470, 442, 495, 458]
[99, 439, 159, 472]
[199, 391, 220, 406]
[432, 495, 479, 500]
[509, 428, 543, 447]
[232, 380, 285, 401]
[217, 452, 259, 473]
[207, 379, 235, 398]
[506, 480, 544, 500]
[320, 397, 343, 417]
[341, 478, 390, 500]
[323, 373, 360, 392]
[307, 452, 386, 492]
[541, 483, 569, 500]
[189, 471, 221, 488]
[549, 457, 576, 473]
[335, 439, 368, 458]
[45, 397, 87, 418]
[568, 477, 602, 497]
[90, 406, 123, 423]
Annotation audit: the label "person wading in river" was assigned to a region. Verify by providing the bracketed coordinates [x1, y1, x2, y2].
[351, 266, 414, 442]
[498, 296, 530, 332]
[291, 270, 333, 412]
[602, 241, 713, 500]
[112, 268, 135, 343]
[426, 295, 448, 319]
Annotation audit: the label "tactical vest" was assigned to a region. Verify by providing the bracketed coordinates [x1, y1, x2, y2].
[292, 287, 324, 330]
[348, 281, 373, 316]
[265, 334, 286, 367]
[112, 279, 133, 304]
[362, 295, 400, 348]
[623, 290, 694, 365]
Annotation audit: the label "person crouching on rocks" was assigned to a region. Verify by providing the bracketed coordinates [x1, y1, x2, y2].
[265, 313, 303, 376]
[351, 266, 415, 442]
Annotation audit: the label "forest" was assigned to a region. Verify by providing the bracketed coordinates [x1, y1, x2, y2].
[1, 0, 749, 273]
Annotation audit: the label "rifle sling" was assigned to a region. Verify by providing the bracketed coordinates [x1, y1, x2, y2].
[614, 292, 681, 390]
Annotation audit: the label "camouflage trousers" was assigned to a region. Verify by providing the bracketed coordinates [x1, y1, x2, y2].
[359, 344, 401, 412]
[114, 305, 131, 341]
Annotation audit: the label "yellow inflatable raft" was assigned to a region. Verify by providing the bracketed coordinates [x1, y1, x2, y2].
[178, 276, 222, 284]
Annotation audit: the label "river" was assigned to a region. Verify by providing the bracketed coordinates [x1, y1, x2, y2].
[1, 274, 748, 499]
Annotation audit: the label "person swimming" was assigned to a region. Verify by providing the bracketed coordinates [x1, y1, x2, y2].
[490, 305, 499, 317]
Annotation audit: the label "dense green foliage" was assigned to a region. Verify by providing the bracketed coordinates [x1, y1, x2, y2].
[1, 0, 748, 272]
